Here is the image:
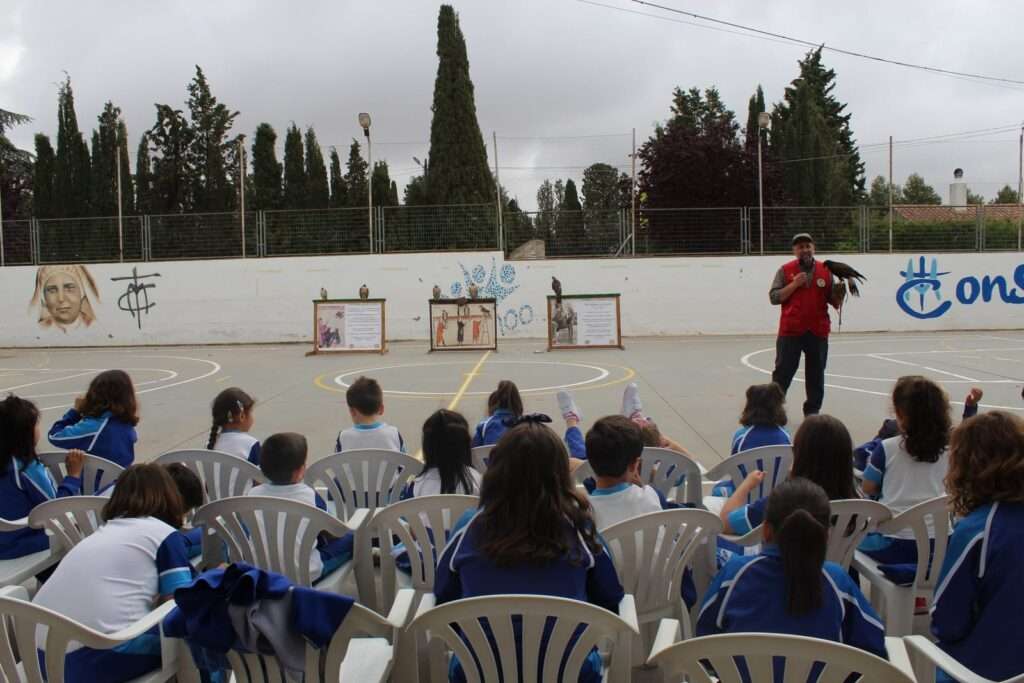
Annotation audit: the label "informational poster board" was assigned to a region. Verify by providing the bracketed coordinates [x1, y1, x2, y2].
[547, 294, 623, 350]
[429, 298, 498, 351]
[312, 299, 386, 354]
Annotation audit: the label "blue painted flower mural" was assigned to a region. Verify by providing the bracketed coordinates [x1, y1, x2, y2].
[449, 257, 534, 335]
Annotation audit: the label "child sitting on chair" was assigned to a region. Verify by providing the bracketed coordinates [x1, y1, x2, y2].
[334, 376, 405, 453]
[249, 433, 353, 582]
[471, 380, 523, 447]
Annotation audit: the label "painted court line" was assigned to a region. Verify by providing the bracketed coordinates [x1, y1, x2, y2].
[0, 370, 95, 393]
[867, 354, 978, 382]
[448, 351, 491, 412]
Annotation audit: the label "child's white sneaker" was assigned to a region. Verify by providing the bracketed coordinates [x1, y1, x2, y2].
[621, 382, 644, 420]
[557, 390, 582, 423]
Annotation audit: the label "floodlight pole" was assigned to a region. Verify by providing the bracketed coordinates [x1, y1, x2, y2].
[359, 113, 373, 253]
[238, 136, 246, 258]
[116, 128, 124, 262]
[757, 112, 770, 255]
[631, 127, 637, 256]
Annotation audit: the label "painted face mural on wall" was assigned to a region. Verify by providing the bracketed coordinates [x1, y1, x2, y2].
[29, 265, 100, 331]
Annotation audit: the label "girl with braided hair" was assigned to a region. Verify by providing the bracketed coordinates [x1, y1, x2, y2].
[207, 388, 260, 465]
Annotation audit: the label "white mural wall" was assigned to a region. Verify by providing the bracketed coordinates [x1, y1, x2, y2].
[1, 251, 1022, 347]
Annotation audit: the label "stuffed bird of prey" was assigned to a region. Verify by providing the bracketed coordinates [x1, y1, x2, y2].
[359, 284, 369, 300]
[320, 288, 328, 301]
[551, 276, 563, 304]
[432, 284, 442, 301]
[824, 260, 867, 297]
[468, 283, 479, 300]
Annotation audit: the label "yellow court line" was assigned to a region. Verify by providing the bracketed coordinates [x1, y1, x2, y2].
[413, 350, 491, 460]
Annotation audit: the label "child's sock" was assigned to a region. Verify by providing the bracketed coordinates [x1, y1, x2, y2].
[557, 390, 582, 425]
[621, 382, 644, 420]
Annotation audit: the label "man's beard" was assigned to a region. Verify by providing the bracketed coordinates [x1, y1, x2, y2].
[799, 254, 814, 268]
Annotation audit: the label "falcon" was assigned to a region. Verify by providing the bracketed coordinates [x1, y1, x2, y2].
[468, 283, 479, 300]
[432, 284, 442, 301]
[320, 287, 328, 301]
[823, 260, 867, 297]
[359, 284, 369, 300]
[551, 276, 562, 305]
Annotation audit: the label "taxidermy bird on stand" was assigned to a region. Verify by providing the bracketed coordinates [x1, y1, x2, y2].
[823, 260, 867, 331]
[432, 284, 442, 301]
[359, 284, 369, 300]
[468, 283, 479, 300]
[551, 276, 562, 304]
[320, 288, 328, 301]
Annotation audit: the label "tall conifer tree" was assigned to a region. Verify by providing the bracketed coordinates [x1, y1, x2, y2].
[251, 123, 282, 210]
[33, 134, 56, 218]
[54, 77, 92, 216]
[282, 123, 307, 210]
[328, 147, 347, 208]
[304, 127, 329, 209]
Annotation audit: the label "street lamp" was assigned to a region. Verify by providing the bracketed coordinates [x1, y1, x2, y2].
[757, 111, 771, 255]
[359, 113, 372, 251]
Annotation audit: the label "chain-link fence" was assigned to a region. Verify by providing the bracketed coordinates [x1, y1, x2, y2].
[2, 203, 1022, 266]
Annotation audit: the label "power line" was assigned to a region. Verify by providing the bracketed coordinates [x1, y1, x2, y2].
[626, 0, 1024, 86]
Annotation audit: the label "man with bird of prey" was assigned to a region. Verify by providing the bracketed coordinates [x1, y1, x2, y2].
[769, 233, 866, 416]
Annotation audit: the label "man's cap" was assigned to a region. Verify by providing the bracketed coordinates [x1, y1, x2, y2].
[791, 232, 814, 245]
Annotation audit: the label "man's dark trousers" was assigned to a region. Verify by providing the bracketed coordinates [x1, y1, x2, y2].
[771, 331, 828, 416]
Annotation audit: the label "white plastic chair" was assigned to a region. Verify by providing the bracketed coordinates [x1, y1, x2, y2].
[851, 494, 952, 636]
[408, 594, 639, 683]
[153, 449, 265, 502]
[221, 588, 417, 683]
[36, 451, 124, 495]
[647, 623, 916, 682]
[703, 445, 793, 505]
[470, 445, 494, 473]
[374, 495, 479, 682]
[0, 518, 60, 588]
[0, 584, 182, 683]
[193, 495, 369, 595]
[904, 635, 1024, 683]
[640, 447, 706, 506]
[601, 509, 722, 661]
[305, 449, 421, 610]
[826, 499, 892, 570]
[27, 496, 107, 553]
[573, 460, 595, 486]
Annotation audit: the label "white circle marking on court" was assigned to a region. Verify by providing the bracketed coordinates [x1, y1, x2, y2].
[331, 360, 611, 397]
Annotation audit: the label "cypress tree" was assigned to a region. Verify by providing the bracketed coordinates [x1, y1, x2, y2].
[744, 85, 766, 150]
[54, 76, 92, 217]
[187, 66, 238, 211]
[344, 140, 368, 209]
[555, 179, 585, 254]
[282, 123, 307, 209]
[328, 146, 347, 208]
[304, 127, 329, 209]
[90, 102, 120, 216]
[148, 104, 194, 212]
[117, 121, 135, 215]
[33, 134, 56, 218]
[770, 48, 863, 205]
[425, 5, 494, 205]
[251, 123, 282, 210]
[135, 132, 152, 214]
[371, 161, 398, 207]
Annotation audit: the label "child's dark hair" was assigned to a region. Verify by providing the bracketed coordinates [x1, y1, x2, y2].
[103, 463, 186, 529]
[639, 421, 662, 448]
[479, 422, 601, 567]
[892, 376, 950, 463]
[79, 369, 139, 426]
[421, 409, 475, 494]
[208, 387, 255, 449]
[347, 376, 383, 417]
[487, 380, 523, 418]
[259, 432, 308, 484]
[947, 411, 1024, 516]
[165, 463, 204, 511]
[0, 395, 40, 474]
[791, 415, 857, 500]
[586, 415, 644, 478]
[740, 383, 787, 428]
[764, 478, 830, 616]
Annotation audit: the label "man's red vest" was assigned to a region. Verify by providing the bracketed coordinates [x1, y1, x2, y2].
[778, 259, 831, 338]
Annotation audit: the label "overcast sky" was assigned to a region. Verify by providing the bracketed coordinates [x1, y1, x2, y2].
[2, 0, 1024, 209]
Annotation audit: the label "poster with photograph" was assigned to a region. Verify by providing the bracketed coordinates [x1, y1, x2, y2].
[547, 294, 622, 350]
[312, 299, 386, 354]
[429, 298, 498, 351]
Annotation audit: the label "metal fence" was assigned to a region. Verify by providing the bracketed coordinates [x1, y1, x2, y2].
[1, 203, 1022, 266]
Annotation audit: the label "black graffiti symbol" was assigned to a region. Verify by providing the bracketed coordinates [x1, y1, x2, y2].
[111, 267, 161, 329]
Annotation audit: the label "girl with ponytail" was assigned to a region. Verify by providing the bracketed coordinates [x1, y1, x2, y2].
[206, 388, 260, 465]
[472, 380, 524, 446]
[698, 479, 885, 657]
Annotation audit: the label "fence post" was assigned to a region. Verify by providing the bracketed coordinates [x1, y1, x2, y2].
[32, 218, 39, 264]
[978, 205, 984, 252]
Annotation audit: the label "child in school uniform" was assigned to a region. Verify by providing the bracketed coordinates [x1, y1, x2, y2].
[434, 420, 624, 683]
[48, 369, 139, 467]
[32, 464, 197, 683]
[0, 395, 84, 560]
[584, 415, 665, 530]
[860, 375, 951, 564]
[697, 478, 885, 658]
[207, 387, 260, 465]
[471, 380, 523, 447]
[334, 376, 405, 453]
[165, 463, 204, 559]
[249, 433, 353, 581]
[719, 414, 859, 535]
[931, 411, 1024, 681]
[402, 409, 481, 499]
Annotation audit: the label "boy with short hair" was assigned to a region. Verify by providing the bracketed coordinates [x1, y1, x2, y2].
[335, 376, 405, 453]
[249, 432, 352, 580]
[585, 415, 663, 530]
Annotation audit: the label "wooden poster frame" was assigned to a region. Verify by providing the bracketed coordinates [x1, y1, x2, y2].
[547, 293, 623, 351]
[311, 299, 387, 355]
[428, 298, 498, 352]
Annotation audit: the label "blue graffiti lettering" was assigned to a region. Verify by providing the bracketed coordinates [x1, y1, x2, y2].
[956, 276, 980, 304]
[899, 256, 1024, 318]
[518, 304, 534, 326]
[897, 279, 952, 319]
